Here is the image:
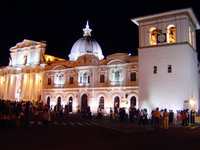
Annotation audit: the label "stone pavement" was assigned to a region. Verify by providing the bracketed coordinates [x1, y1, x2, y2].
[89, 116, 200, 133]
[29, 114, 200, 133]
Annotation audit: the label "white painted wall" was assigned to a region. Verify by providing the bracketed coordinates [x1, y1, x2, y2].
[138, 44, 199, 112]
[42, 87, 138, 115]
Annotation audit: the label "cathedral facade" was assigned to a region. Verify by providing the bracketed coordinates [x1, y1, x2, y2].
[0, 8, 199, 115]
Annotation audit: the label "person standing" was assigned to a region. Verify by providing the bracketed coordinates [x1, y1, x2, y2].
[96, 106, 102, 119]
[19, 111, 25, 127]
[143, 109, 148, 125]
[153, 107, 161, 131]
[33, 106, 39, 126]
[181, 110, 186, 126]
[138, 109, 144, 125]
[129, 107, 134, 122]
[185, 109, 189, 126]
[169, 110, 174, 124]
[114, 107, 118, 121]
[110, 107, 113, 120]
[163, 109, 169, 130]
[42, 108, 50, 132]
[87, 106, 92, 119]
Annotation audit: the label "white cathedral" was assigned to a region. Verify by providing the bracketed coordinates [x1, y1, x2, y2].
[0, 8, 199, 115]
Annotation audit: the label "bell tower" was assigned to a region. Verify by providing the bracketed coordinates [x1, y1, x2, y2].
[132, 8, 200, 112]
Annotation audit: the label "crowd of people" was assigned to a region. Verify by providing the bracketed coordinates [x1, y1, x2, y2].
[0, 100, 50, 130]
[108, 106, 174, 127]
[108, 106, 198, 131]
[0, 99, 199, 131]
[151, 108, 198, 131]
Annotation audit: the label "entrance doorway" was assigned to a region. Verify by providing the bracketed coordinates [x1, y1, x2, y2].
[47, 96, 50, 108]
[114, 96, 120, 108]
[130, 96, 136, 108]
[99, 96, 104, 109]
[57, 96, 61, 111]
[81, 94, 88, 110]
[69, 97, 73, 113]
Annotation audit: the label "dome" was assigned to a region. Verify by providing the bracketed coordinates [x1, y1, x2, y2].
[68, 21, 104, 61]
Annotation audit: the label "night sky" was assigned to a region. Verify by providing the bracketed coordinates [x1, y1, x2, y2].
[0, 1, 199, 66]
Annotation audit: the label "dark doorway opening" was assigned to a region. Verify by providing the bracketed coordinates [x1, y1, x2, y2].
[114, 96, 120, 108]
[47, 96, 50, 108]
[81, 94, 88, 110]
[69, 97, 73, 113]
[130, 96, 136, 108]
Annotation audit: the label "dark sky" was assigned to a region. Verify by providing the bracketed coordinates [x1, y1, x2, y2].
[0, 1, 199, 66]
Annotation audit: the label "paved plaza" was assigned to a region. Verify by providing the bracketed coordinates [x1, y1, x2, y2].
[0, 115, 200, 150]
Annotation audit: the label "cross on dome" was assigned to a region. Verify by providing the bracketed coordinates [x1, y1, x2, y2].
[86, 20, 89, 28]
[83, 21, 92, 37]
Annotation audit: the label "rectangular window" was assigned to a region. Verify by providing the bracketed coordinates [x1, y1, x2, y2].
[153, 66, 157, 74]
[130, 72, 136, 81]
[168, 65, 172, 73]
[69, 77, 74, 84]
[47, 78, 51, 85]
[88, 76, 90, 83]
[100, 74, 105, 83]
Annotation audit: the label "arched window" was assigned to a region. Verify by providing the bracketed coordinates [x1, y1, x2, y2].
[149, 27, 157, 45]
[192, 31, 195, 48]
[189, 26, 195, 48]
[167, 25, 176, 43]
[54, 73, 65, 85]
[79, 72, 91, 85]
[83, 72, 87, 82]
[23, 55, 27, 65]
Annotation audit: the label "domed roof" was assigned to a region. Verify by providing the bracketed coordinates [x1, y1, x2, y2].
[68, 21, 104, 61]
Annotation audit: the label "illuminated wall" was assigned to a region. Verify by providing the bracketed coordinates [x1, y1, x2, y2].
[9, 39, 46, 66]
[132, 8, 200, 112]
[20, 72, 42, 101]
[138, 44, 199, 112]
[1, 8, 198, 117]
[42, 87, 138, 115]
[0, 39, 46, 102]
[42, 54, 139, 114]
[0, 76, 5, 99]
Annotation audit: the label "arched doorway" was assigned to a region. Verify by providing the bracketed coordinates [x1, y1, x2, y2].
[57, 96, 61, 111]
[99, 96, 104, 109]
[81, 94, 88, 110]
[47, 96, 50, 108]
[69, 97, 73, 113]
[130, 96, 136, 108]
[114, 96, 120, 108]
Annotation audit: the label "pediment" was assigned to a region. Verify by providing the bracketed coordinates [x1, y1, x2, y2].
[10, 39, 46, 51]
[52, 65, 67, 70]
[107, 59, 126, 65]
